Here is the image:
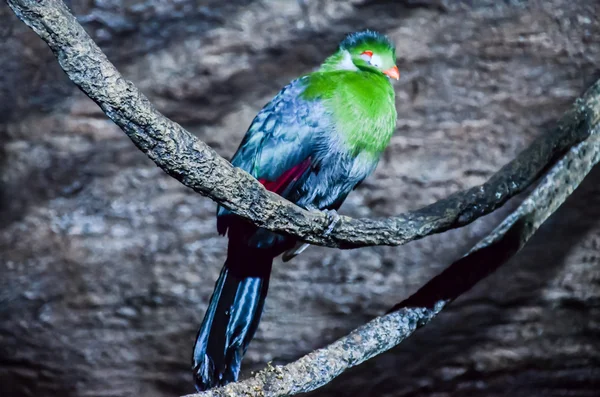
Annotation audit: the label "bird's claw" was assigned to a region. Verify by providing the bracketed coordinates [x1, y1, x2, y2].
[322, 209, 340, 237]
[305, 206, 340, 237]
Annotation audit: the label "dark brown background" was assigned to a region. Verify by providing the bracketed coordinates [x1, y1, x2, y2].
[1, 1, 599, 396]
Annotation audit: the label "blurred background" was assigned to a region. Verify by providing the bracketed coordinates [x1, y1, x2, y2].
[1, 0, 599, 396]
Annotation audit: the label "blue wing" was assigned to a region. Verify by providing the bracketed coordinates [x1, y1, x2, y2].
[217, 76, 331, 235]
[231, 77, 329, 180]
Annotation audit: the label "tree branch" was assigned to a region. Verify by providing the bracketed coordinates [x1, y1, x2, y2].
[186, 124, 600, 397]
[5, 0, 600, 249]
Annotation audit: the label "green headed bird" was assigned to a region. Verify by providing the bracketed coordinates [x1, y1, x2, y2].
[192, 30, 398, 390]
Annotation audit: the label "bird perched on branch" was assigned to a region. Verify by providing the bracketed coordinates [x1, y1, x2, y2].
[192, 30, 399, 391]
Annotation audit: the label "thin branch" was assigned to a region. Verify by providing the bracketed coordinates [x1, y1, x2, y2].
[5, 0, 600, 249]
[186, 125, 600, 397]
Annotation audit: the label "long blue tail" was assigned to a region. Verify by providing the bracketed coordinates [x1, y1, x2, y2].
[192, 243, 273, 391]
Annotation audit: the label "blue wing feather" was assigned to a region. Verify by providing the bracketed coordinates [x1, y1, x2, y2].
[217, 77, 331, 234]
[230, 77, 328, 181]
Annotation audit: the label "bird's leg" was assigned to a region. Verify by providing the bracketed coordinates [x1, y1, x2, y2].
[306, 205, 340, 237]
[284, 204, 338, 261]
[322, 209, 340, 237]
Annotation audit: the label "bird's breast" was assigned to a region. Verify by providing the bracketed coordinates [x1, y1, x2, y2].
[327, 75, 397, 156]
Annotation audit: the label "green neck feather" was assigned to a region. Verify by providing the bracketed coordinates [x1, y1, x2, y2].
[302, 56, 396, 156]
[319, 50, 355, 72]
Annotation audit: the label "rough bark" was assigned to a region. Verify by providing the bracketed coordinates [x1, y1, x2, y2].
[1, 1, 599, 397]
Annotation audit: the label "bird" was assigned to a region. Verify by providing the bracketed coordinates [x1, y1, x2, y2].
[192, 29, 399, 391]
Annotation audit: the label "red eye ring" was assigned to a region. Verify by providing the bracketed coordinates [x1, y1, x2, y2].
[361, 50, 373, 57]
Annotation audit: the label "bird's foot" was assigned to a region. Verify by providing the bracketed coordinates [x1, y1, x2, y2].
[322, 209, 340, 237]
[305, 206, 340, 237]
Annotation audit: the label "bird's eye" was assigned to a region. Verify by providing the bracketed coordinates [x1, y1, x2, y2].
[360, 50, 373, 63]
[369, 54, 382, 68]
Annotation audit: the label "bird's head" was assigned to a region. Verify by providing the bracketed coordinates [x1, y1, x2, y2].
[321, 30, 399, 80]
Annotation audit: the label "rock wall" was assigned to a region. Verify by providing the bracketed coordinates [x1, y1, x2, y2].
[1, 1, 599, 396]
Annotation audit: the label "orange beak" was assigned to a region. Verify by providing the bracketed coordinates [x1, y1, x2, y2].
[383, 65, 400, 80]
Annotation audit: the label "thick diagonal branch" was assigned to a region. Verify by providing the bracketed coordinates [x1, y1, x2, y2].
[186, 126, 600, 397]
[5, 0, 600, 249]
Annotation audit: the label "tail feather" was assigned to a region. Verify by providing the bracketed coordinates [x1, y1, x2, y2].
[192, 245, 273, 391]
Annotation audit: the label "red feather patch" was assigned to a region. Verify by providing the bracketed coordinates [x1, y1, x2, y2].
[258, 157, 312, 194]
